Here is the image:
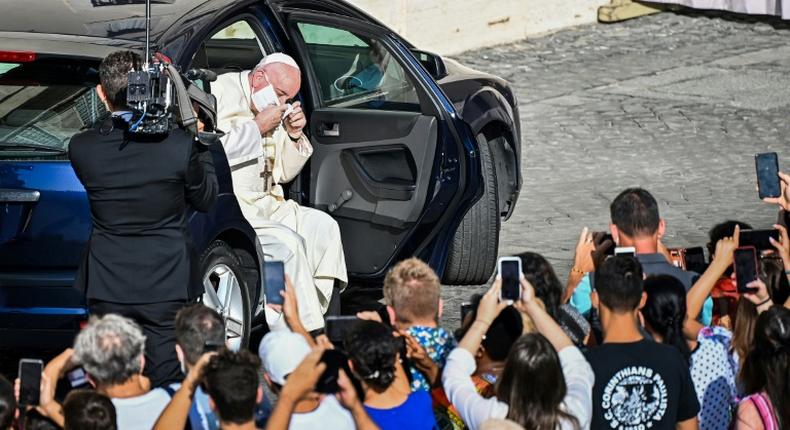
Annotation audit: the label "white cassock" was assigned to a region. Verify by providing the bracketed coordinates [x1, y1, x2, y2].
[214, 71, 347, 331]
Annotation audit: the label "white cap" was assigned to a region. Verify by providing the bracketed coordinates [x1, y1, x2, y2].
[255, 53, 300, 72]
[259, 330, 311, 385]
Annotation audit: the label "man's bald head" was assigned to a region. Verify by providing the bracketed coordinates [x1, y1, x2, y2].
[249, 53, 301, 105]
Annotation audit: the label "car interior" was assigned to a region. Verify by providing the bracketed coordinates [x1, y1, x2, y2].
[191, 17, 441, 276]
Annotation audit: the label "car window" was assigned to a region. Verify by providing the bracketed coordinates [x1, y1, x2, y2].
[296, 22, 420, 112]
[192, 19, 266, 73]
[0, 59, 106, 157]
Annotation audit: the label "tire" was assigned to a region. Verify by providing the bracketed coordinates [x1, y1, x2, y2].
[443, 133, 501, 285]
[199, 240, 251, 350]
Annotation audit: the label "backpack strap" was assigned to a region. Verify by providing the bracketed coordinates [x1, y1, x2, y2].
[748, 393, 779, 430]
[162, 385, 177, 398]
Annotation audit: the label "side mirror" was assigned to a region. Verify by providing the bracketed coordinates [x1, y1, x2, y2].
[411, 49, 447, 80]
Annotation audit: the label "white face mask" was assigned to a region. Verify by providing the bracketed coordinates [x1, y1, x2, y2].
[251, 84, 280, 112]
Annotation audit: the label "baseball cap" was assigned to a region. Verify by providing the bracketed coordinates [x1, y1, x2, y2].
[258, 330, 311, 385]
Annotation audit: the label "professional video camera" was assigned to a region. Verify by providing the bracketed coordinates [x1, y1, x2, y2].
[125, 0, 222, 143]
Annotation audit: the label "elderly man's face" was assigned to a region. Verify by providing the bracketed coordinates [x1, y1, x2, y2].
[251, 64, 301, 105]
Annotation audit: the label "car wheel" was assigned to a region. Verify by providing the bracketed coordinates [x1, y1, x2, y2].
[200, 240, 251, 351]
[443, 133, 501, 285]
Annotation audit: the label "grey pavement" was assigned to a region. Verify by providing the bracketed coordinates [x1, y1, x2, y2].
[440, 11, 790, 329]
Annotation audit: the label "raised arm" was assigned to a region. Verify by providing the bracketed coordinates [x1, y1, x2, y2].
[685, 227, 738, 338]
[516, 278, 574, 351]
[153, 352, 216, 430]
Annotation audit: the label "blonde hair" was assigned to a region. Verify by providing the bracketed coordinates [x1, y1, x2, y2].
[383, 258, 441, 324]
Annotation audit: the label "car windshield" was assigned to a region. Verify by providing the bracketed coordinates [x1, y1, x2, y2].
[0, 58, 107, 157]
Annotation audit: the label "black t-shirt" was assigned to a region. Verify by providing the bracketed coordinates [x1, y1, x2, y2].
[586, 339, 699, 430]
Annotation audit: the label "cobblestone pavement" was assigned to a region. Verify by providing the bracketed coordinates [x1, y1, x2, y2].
[440, 11, 790, 329]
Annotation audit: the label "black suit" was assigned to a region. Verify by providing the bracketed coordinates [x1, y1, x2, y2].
[69, 116, 217, 386]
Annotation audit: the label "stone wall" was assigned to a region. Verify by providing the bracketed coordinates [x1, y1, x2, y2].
[346, 0, 610, 55]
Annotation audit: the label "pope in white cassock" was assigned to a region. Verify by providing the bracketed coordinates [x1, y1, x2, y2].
[213, 53, 347, 331]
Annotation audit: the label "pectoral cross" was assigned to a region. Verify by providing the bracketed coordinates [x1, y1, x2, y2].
[260, 157, 275, 193]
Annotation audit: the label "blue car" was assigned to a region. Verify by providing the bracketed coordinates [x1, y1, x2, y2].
[0, 0, 522, 349]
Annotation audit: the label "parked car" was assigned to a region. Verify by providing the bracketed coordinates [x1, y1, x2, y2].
[0, 0, 521, 349]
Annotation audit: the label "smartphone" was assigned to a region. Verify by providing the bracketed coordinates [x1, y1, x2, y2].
[326, 316, 360, 344]
[683, 247, 707, 274]
[264, 261, 286, 306]
[315, 349, 347, 393]
[204, 339, 224, 353]
[460, 302, 474, 324]
[497, 257, 522, 302]
[740, 229, 780, 251]
[67, 367, 89, 388]
[756, 152, 781, 199]
[18, 359, 43, 406]
[734, 247, 759, 293]
[614, 247, 636, 257]
[595, 232, 615, 255]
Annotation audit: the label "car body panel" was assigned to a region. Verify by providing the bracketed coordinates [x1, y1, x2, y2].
[0, 0, 521, 347]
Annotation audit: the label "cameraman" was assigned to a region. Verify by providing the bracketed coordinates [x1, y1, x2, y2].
[68, 50, 218, 387]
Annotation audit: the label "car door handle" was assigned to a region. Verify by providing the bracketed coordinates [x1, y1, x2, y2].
[319, 122, 340, 137]
[0, 189, 40, 202]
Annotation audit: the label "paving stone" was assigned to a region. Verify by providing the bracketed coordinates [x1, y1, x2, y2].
[440, 11, 790, 330]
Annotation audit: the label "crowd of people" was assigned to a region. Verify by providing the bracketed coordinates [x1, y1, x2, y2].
[2, 48, 790, 430]
[2, 181, 790, 430]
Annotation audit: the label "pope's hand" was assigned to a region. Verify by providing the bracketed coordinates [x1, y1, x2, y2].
[284, 101, 306, 138]
[254, 104, 288, 135]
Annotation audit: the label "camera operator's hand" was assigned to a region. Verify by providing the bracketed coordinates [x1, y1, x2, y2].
[763, 171, 790, 211]
[401, 331, 439, 385]
[284, 101, 306, 139]
[254, 104, 288, 135]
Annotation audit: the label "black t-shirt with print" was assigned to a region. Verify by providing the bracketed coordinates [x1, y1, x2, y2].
[586, 339, 699, 430]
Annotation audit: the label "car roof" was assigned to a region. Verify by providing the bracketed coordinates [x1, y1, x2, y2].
[0, 0, 410, 61]
[0, 0, 209, 42]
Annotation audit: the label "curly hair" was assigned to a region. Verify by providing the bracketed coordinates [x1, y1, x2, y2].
[344, 320, 399, 391]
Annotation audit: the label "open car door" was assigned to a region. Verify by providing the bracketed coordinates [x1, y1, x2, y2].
[285, 11, 457, 279]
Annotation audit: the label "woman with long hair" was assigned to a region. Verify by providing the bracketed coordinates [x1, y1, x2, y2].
[516, 252, 591, 346]
[735, 306, 790, 429]
[641, 230, 776, 429]
[442, 279, 592, 430]
[344, 320, 437, 430]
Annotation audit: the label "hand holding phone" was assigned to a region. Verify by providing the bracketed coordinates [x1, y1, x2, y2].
[18, 359, 43, 406]
[756, 152, 781, 199]
[497, 257, 522, 302]
[739, 229, 780, 251]
[315, 349, 347, 393]
[264, 261, 286, 306]
[734, 247, 759, 293]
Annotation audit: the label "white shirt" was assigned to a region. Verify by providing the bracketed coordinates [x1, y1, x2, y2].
[288, 396, 355, 430]
[442, 346, 594, 430]
[111, 388, 170, 430]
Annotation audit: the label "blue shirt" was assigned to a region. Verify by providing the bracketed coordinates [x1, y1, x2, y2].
[569, 256, 714, 326]
[364, 390, 437, 430]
